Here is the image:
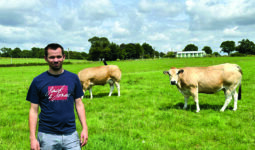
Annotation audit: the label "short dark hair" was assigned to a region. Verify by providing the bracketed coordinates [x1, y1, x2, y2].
[44, 43, 64, 57]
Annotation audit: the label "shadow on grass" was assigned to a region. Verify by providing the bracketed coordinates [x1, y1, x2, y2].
[159, 102, 233, 111]
[83, 92, 118, 99]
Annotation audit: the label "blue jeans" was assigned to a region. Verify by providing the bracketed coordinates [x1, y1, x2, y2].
[38, 131, 81, 150]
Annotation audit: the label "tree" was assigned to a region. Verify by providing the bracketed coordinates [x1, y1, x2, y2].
[212, 52, 221, 57]
[164, 52, 175, 58]
[101, 47, 112, 60]
[142, 43, 154, 57]
[20, 50, 32, 58]
[220, 41, 235, 56]
[69, 51, 84, 59]
[183, 44, 198, 51]
[135, 43, 144, 59]
[0, 47, 12, 57]
[88, 36, 110, 49]
[154, 51, 159, 57]
[125, 43, 137, 59]
[109, 42, 120, 60]
[119, 44, 127, 60]
[202, 46, 212, 54]
[236, 39, 255, 55]
[81, 52, 88, 60]
[31, 47, 44, 58]
[88, 36, 111, 60]
[88, 36, 100, 47]
[11, 47, 22, 58]
[89, 47, 101, 61]
[159, 52, 165, 57]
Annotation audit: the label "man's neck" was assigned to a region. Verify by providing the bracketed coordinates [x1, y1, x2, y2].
[48, 68, 64, 75]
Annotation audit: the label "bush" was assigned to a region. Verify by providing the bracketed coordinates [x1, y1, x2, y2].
[230, 52, 246, 57]
[212, 52, 221, 57]
[164, 52, 176, 58]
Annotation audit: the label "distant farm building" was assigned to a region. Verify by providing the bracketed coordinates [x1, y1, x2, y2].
[176, 51, 206, 58]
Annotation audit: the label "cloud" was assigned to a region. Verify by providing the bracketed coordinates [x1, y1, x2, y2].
[0, 0, 40, 10]
[138, 0, 184, 17]
[148, 33, 169, 41]
[186, 0, 255, 30]
[112, 21, 130, 37]
[0, 0, 42, 26]
[79, 0, 116, 21]
[0, 0, 255, 54]
[223, 26, 241, 37]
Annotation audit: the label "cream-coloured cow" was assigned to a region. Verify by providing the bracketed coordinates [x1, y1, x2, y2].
[78, 65, 121, 99]
[163, 63, 242, 112]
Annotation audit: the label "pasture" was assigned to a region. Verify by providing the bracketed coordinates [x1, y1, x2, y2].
[0, 57, 254, 149]
[0, 57, 88, 65]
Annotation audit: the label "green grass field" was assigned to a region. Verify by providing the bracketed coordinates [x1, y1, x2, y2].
[0, 57, 89, 65]
[0, 57, 254, 149]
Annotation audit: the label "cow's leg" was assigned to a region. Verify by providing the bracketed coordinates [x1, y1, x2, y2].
[81, 89, 85, 99]
[115, 82, 120, 96]
[108, 79, 114, 96]
[89, 87, 93, 99]
[191, 88, 200, 113]
[233, 91, 238, 111]
[109, 83, 114, 96]
[183, 95, 189, 110]
[220, 89, 232, 112]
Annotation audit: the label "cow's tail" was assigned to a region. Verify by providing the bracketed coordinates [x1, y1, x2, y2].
[236, 65, 242, 100]
[103, 59, 108, 65]
[238, 83, 241, 100]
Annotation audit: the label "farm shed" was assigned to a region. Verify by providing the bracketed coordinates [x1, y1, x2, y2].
[176, 51, 206, 58]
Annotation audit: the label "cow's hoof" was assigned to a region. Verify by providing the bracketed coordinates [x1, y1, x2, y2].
[220, 109, 224, 112]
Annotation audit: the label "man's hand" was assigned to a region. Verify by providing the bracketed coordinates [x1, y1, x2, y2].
[30, 138, 40, 150]
[75, 98, 88, 147]
[29, 103, 40, 150]
[80, 128, 88, 147]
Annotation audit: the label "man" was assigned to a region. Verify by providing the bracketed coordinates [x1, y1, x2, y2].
[27, 43, 88, 150]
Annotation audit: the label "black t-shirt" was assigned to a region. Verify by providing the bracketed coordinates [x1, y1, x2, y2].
[26, 70, 84, 134]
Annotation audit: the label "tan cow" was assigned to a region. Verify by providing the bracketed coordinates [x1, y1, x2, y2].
[163, 63, 242, 112]
[78, 65, 121, 99]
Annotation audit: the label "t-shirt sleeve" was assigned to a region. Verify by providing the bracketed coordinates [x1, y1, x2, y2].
[74, 75, 84, 99]
[26, 79, 40, 104]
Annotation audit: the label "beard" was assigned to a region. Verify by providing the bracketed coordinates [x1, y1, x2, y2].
[50, 62, 63, 71]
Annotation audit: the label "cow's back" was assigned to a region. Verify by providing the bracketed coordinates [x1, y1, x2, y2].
[78, 65, 121, 83]
[78, 66, 109, 81]
[179, 63, 242, 93]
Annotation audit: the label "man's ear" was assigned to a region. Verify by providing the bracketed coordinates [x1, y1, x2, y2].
[177, 69, 184, 75]
[163, 71, 170, 75]
[44, 56, 48, 62]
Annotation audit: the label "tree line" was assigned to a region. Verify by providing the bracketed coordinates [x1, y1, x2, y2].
[87, 36, 164, 61]
[0, 38, 254, 60]
[180, 39, 255, 56]
[0, 47, 88, 60]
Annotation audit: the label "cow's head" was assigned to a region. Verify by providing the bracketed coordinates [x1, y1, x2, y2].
[163, 68, 184, 85]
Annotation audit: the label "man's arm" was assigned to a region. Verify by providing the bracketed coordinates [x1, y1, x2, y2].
[29, 103, 40, 150]
[75, 98, 88, 147]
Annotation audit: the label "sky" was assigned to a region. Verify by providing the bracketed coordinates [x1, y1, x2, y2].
[0, 0, 254, 54]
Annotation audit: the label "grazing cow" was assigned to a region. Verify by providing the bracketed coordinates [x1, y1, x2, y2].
[78, 64, 121, 99]
[163, 63, 242, 112]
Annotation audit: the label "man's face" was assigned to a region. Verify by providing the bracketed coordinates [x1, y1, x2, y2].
[45, 48, 65, 71]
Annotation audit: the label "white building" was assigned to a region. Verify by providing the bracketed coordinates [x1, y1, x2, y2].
[176, 51, 206, 58]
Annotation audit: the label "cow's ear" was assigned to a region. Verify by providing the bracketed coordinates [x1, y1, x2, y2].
[163, 71, 170, 75]
[177, 69, 184, 75]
